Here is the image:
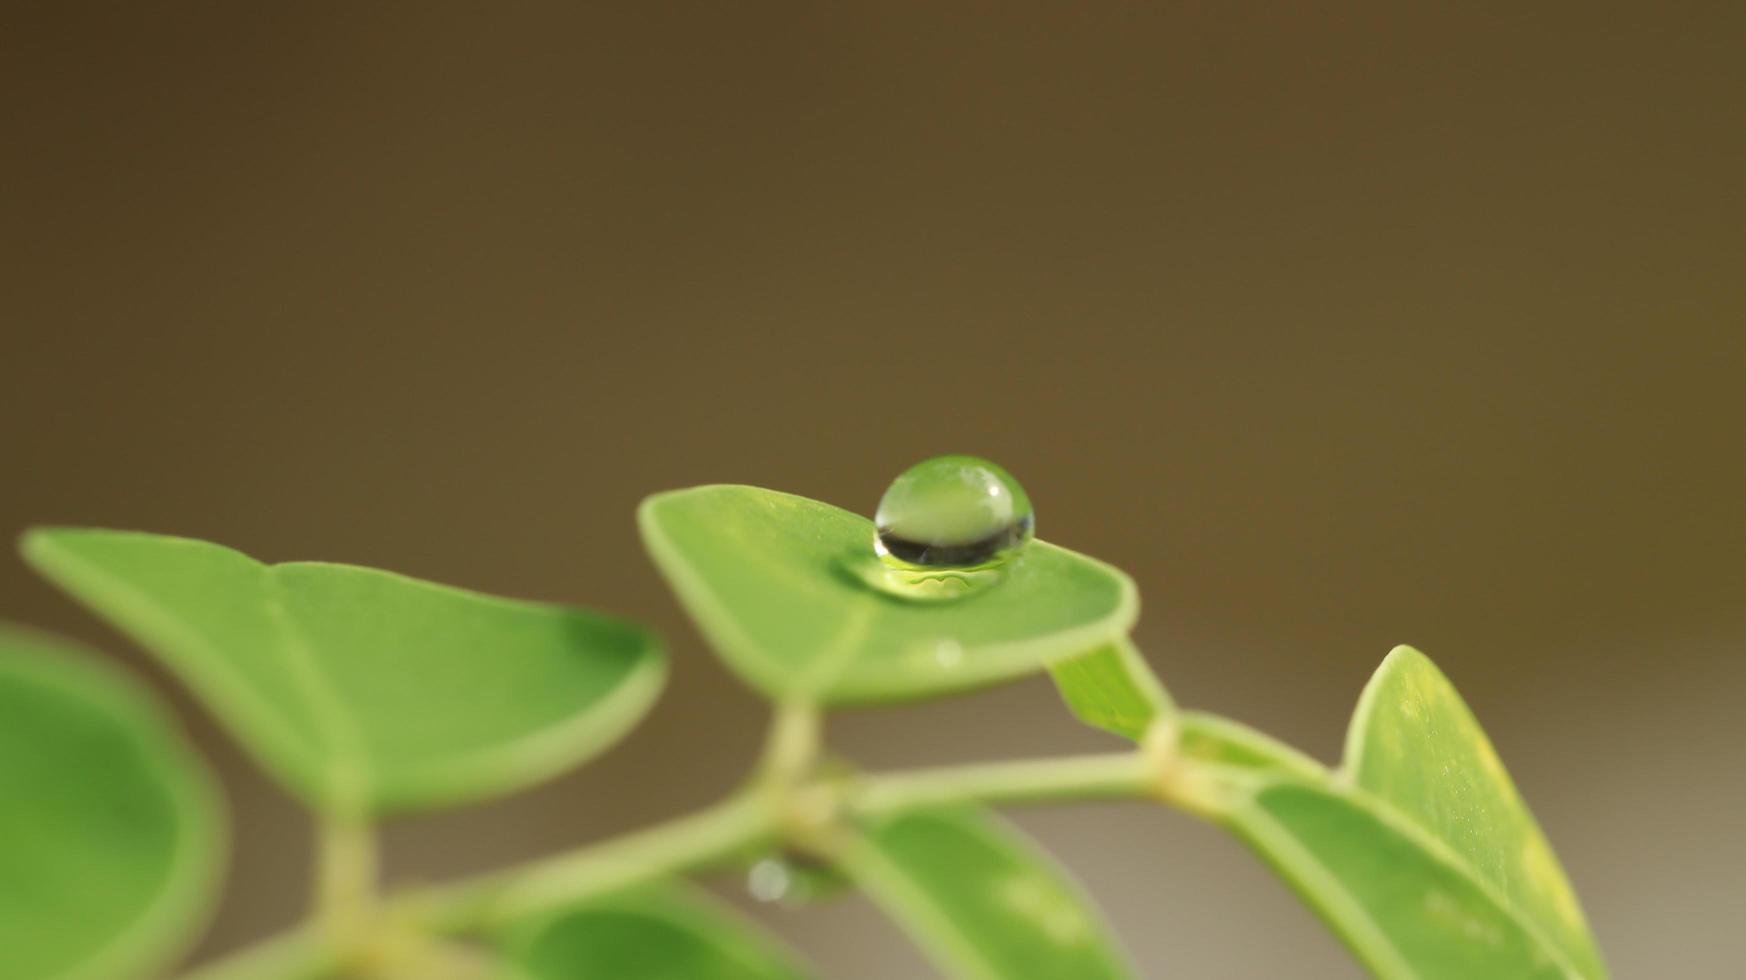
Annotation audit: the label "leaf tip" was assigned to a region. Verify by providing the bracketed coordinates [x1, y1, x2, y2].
[1380, 643, 1428, 666]
[1376, 645, 1463, 699]
[634, 488, 687, 547]
[17, 523, 58, 559]
[16, 525, 84, 581]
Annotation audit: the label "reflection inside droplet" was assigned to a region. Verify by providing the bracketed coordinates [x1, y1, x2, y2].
[840, 552, 1008, 603]
[874, 455, 1034, 568]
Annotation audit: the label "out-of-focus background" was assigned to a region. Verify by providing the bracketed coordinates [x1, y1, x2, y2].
[3, 6, 1742, 976]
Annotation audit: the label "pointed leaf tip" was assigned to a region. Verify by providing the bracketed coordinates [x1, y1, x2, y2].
[1344, 645, 1607, 978]
[1198, 644, 1607, 979]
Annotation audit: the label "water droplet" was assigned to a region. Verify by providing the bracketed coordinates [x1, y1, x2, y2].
[875, 455, 1034, 568]
[746, 853, 851, 906]
[747, 857, 793, 903]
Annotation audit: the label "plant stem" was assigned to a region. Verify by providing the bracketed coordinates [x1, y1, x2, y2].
[313, 812, 377, 942]
[854, 751, 1156, 816]
[176, 928, 335, 980]
[177, 744, 1167, 978]
[408, 702, 821, 935]
[416, 789, 777, 934]
[759, 698, 821, 784]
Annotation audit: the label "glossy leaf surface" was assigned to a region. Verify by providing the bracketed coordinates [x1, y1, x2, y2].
[842, 805, 1132, 980]
[1344, 646, 1605, 978]
[1228, 779, 1577, 980]
[509, 884, 812, 980]
[0, 624, 223, 980]
[22, 528, 664, 815]
[639, 486, 1135, 703]
[1047, 638, 1173, 740]
[1199, 647, 1605, 979]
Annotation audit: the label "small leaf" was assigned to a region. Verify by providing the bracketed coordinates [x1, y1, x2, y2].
[841, 805, 1133, 980]
[1226, 779, 1578, 980]
[1048, 639, 1173, 740]
[22, 528, 664, 815]
[1048, 654, 1319, 777]
[1345, 646, 1606, 978]
[508, 883, 813, 980]
[639, 486, 1135, 703]
[1197, 647, 1606, 979]
[0, 623, 224, 980]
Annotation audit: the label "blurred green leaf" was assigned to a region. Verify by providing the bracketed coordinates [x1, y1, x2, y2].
[841, 805, 1132, 980]
[638, 486, 1135, 703]
[508, 883, 813, 980]
[1048, 639, 1172, 740]
[1344, 646, 1606, 978]
[0, 623, 223, 980]
[1201, 647, 1605, 980]
[22, 528, 664, 815]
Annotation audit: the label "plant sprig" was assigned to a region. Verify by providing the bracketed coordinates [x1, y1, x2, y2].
[1, 462, 1608, 980]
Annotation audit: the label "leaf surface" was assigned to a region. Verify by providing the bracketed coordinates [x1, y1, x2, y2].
[842, 805, 1132, 980]
[508, 883, 812, 980]
[639, 486, 1135, 703]
[1343, 646, 1606, 978]
[1195, 647, 1606, 979]
[1226, 779, 1577, 980]
[0, 623, 223, 980]
[1047, 639, 1172, 740]
[22, 528, 664, 815]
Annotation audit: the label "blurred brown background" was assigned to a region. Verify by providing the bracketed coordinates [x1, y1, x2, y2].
[3, 5, 1743, 977]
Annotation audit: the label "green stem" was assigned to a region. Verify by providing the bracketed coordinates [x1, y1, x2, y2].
[177, 744, 1166, 978]
[411, 700, 821, 935]
[176, 929, 335, 980]
[759, 699, 822, 784]
[416, 790, 777, 934]
[854, 751, 1156, 815]
[313, 812, 377, 940]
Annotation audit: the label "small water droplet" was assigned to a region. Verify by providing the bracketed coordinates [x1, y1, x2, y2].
[874, 455, 1034, 568]
[746, 853, 851, 906]
[747, 858, 793, 903]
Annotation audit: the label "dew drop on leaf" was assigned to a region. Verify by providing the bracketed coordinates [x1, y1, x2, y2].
[874, 455, 1034, 568]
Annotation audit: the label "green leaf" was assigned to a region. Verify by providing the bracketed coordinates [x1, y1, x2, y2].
[1193, 647, 1606, 980]
[638, 486, 1135, 703]
[1344, 646, 1606, 978]
[1225, 779, 1580, 980]
[508, 883, 813, 980]
[1047, 638, 1173, 740]
[0, 623, 224, 980]
[21, 528, 665, 815]
[841, 804, 1133, 980]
